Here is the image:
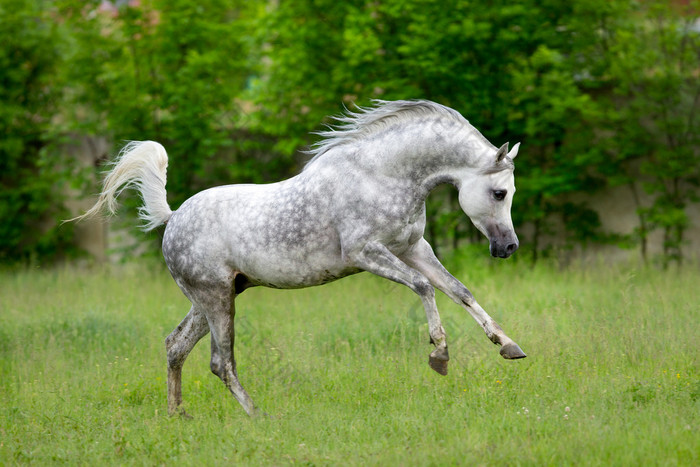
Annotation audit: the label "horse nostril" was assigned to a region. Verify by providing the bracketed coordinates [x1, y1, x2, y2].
[506, 243, 518, 254]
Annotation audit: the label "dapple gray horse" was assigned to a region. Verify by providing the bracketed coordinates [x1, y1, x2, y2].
[74, 100, 525, 416]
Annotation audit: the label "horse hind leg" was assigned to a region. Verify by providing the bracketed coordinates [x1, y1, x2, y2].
[165, 305, 209, 416]
[207, 291, 259, 416]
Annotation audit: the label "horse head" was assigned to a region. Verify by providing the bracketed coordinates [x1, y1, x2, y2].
[458, 142, 520, 258]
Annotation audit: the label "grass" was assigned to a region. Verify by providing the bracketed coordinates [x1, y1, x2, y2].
[0, 251, 698, 465]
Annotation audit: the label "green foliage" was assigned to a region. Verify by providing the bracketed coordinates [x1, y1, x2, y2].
[246, 0, 644, 261]
[53, 0, 277, 255]
[1, 0, 698, 263]
[0, 0, 77, 262]
[604, 3, 700, 264]
[59, 0, 264, 206]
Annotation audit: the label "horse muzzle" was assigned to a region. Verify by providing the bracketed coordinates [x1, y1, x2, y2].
[490, 240, 519, 258]
[487, 225, 519, 259]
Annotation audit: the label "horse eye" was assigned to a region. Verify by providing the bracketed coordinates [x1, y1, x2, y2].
[493, 190, 507, 201]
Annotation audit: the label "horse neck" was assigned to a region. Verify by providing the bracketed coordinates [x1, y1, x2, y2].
[358, 118, 494, 193]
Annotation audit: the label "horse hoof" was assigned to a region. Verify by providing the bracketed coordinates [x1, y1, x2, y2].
[429, 355, 449, 375]
[500, 342, 527, 359]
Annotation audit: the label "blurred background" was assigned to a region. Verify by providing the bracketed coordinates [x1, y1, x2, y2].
[2, 0, 699, 267]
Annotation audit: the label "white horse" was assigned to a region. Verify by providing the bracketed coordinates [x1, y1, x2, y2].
[73, 100, 525, 416]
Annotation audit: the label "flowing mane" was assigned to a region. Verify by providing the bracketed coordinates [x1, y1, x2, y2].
[304, 100, 487, 170]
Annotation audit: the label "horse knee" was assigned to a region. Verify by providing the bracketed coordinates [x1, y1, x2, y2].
[456, 284, 474, 306]
[413, 275, 434, 297]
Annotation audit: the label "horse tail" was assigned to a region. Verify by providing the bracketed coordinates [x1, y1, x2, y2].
[69, 141, 173, 231]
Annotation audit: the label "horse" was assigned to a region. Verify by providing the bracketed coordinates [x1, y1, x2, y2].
[72, 99, 525, 417]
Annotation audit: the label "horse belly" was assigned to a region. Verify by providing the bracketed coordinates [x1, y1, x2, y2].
[232, 238, 358, 289]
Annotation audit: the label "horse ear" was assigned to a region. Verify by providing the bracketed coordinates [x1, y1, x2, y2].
[496, 142, 509, 163]
[507, 142, 520, 160]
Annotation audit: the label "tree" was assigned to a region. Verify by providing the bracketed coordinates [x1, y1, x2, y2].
[0, 0, 75, 262]
[2, 0, 697, 265]
[60, 0, 263, 206]
[250, 0, 618, 261]
[577, 0, 700, 265]
[611, 3, 700, 265]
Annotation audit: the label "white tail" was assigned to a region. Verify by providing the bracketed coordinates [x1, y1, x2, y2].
[69, 141, 173, 231]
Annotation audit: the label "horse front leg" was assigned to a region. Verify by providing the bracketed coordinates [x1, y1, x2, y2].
[348, 241, 450, 375]
[400, 238, 526, 360]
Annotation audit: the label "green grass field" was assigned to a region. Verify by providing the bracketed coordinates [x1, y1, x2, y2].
[1, 251, 698, 465]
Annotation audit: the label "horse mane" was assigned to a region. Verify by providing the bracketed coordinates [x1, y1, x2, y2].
[304, 100, 483, 170]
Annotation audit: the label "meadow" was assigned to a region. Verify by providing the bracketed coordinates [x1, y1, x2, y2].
[0, 250, 698, 465]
